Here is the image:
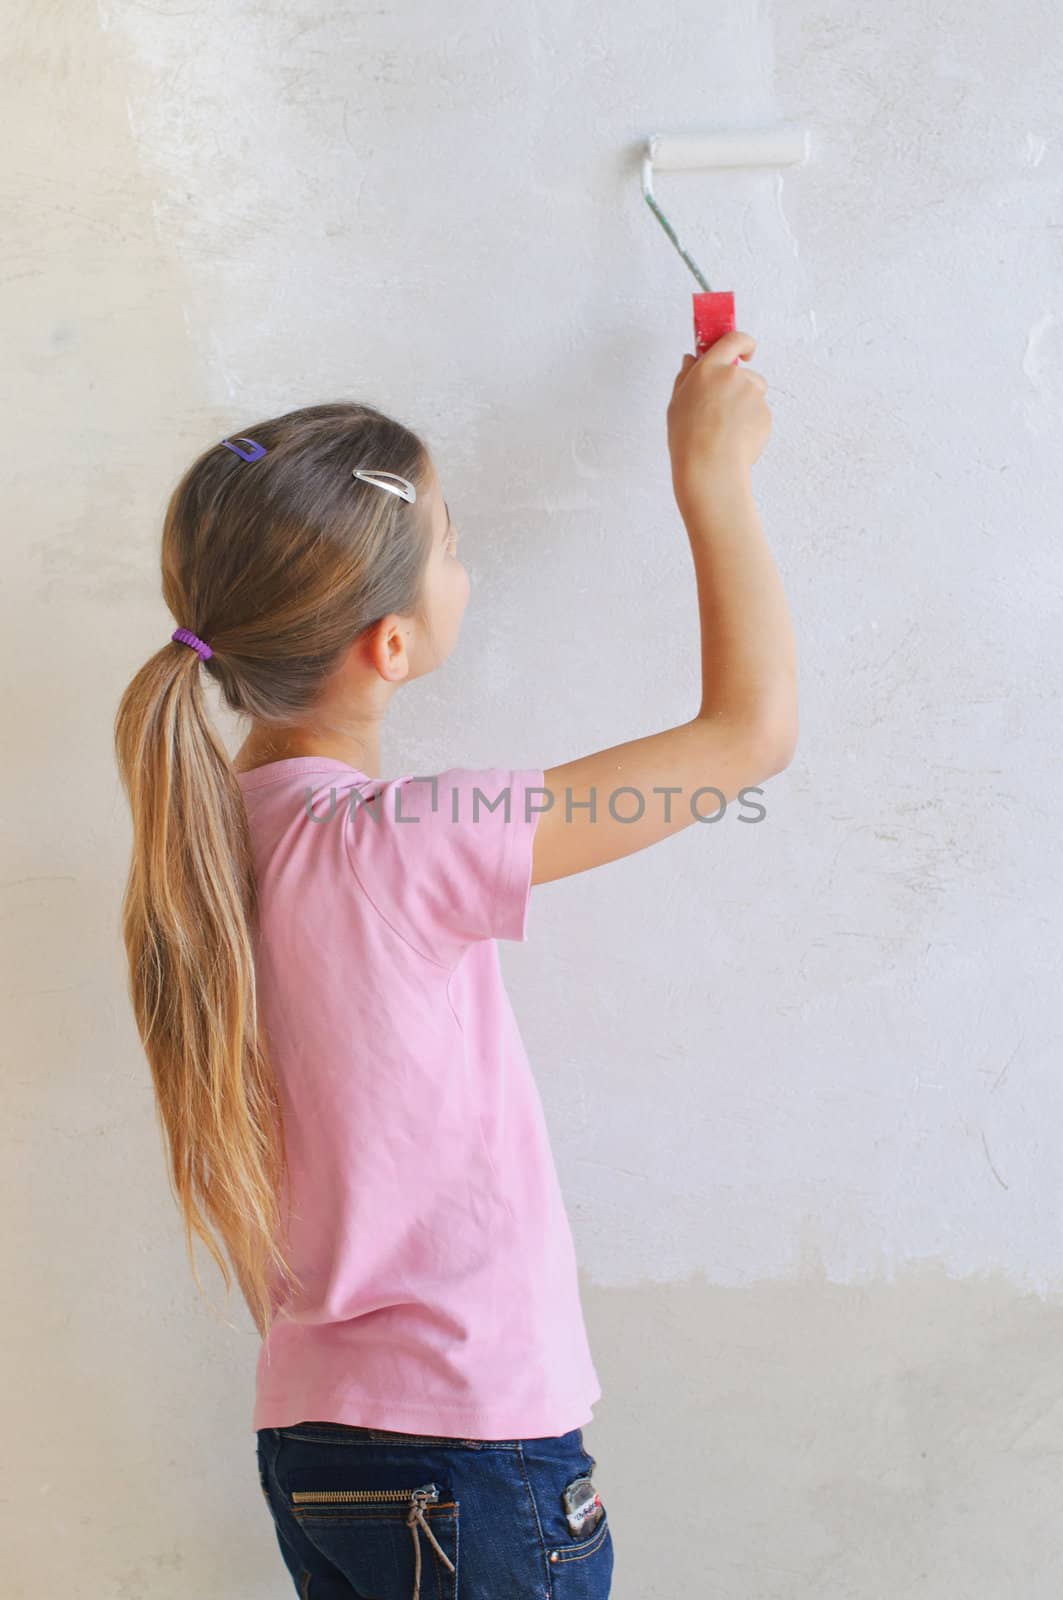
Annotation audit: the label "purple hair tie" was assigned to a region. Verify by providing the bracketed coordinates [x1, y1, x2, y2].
[221, 436, 267, 462]
[172, 627, 213, 661]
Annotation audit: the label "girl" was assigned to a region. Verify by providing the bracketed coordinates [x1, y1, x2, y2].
[113, 327, 796, 1599]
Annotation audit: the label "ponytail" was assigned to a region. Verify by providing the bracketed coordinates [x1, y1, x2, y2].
[114, 642, 297, 1339]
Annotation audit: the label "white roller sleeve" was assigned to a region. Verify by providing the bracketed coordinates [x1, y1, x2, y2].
[648, 127, 810, 170]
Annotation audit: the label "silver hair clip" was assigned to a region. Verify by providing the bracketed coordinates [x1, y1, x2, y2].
[352, 468, 417, 504]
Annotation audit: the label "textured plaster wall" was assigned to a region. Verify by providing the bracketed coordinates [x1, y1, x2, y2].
[3, 1, 1062, 1595]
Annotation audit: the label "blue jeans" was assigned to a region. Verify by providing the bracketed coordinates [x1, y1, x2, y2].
[256, 1420, 614, 1598]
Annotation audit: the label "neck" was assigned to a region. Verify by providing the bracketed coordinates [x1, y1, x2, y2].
[233, 725, 382, 777]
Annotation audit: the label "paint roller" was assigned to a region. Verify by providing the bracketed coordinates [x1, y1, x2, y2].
[640, 126, 811, 357]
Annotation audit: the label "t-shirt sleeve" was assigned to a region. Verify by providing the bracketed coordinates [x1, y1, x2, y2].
[344, 766, 548, 968]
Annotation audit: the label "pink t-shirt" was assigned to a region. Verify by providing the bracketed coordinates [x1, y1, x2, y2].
[235, 757, 601, 1439]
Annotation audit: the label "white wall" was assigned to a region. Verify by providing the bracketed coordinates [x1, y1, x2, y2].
[4, 1, 1062, 1595]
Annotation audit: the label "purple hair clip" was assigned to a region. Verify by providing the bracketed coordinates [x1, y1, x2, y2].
[221, 436, 267, 462]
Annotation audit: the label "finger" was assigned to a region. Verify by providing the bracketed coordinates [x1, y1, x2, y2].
[671, 353, 696, 399]
[699, 329, 757, 365]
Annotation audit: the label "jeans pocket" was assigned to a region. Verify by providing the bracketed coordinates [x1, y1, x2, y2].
[288, 1477, 459, 1599]
[541, 1456, 614, 1596]
[545, 1489, 611, 1564]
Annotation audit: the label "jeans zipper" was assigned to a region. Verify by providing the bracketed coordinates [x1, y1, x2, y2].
[290, 1484, 455, 1598]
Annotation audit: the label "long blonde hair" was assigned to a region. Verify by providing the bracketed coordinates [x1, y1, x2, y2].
[113, 403, 433, 1339]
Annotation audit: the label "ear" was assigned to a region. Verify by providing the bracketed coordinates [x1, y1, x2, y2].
[363, 614, 412, 683]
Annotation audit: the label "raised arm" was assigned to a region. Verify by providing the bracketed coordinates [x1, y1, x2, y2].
[530, 330, 798, 887]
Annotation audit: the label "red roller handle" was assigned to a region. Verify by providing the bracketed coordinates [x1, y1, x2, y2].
[693, 291, 740, 363]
